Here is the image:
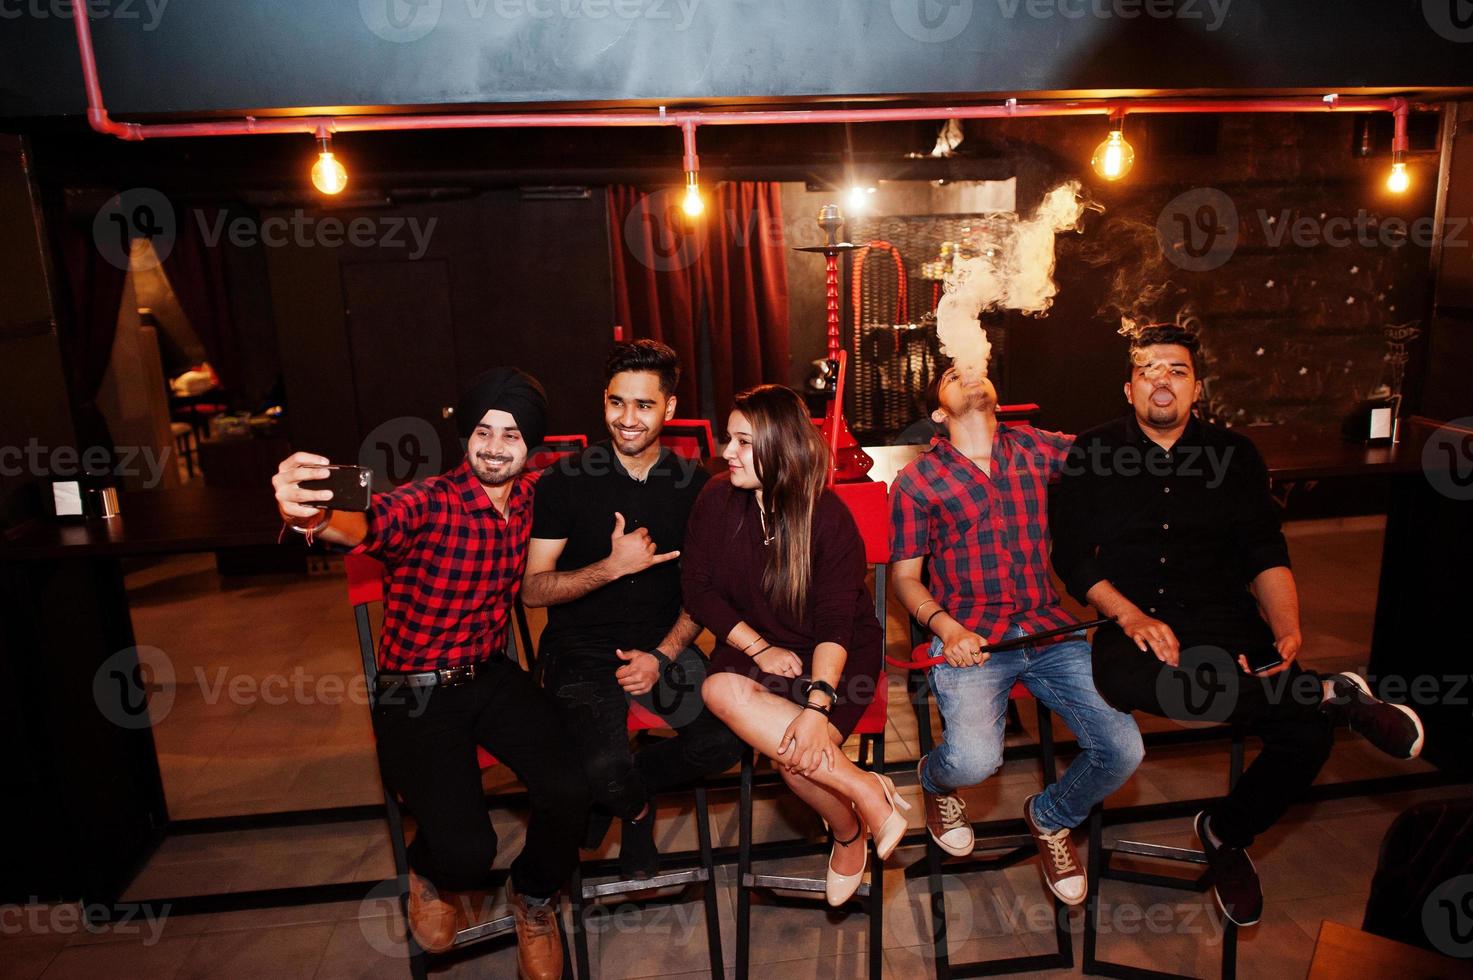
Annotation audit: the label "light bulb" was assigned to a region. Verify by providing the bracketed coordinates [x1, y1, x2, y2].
[846, 185, 876, 212]
[1386, 160, 1409, 194]
[682, 171, 704, 217]
[1091, 128, 1135, 181]
[311, 143, 347, 195]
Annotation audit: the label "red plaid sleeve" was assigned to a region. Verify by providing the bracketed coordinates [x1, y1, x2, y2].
[356, 481, 433, 564]
[888, 472, 931, 562]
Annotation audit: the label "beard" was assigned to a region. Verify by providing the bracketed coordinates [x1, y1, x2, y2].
[470, 452, 520, 486]
[611, 426, 660, 457]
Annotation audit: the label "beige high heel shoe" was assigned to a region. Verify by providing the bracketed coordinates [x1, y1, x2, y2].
[825, 812, 867, 907]
[867, 771, 912, 861]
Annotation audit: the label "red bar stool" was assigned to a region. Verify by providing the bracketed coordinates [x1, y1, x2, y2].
[659, 419, 716, 460]
[528, 434, 589, 471]
[346, 554, 564, 980]
[733, 480, 893, 980]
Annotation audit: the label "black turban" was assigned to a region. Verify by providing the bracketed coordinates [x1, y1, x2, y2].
[454, 367, 548, 449]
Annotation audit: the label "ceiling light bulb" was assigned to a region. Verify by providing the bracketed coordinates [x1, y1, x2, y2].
[1091, 127, 1135, 181]
[1386, 160, 1410, 194]
[682, 171, 704, 217]
[311, 140, 347, 195]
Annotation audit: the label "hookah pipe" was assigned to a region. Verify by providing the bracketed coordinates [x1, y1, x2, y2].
[887, 617, 1116, 670]
[796, 205, 875, 485]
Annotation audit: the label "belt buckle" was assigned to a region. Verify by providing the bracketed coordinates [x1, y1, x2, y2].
[438, 665, 476, 686]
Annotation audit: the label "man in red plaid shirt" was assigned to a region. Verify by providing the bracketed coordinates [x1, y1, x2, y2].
[889, 359, 1142, 907]
[273, 368, 584, 980]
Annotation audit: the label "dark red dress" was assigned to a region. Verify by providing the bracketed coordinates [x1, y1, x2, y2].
[681, 474, 883, 738]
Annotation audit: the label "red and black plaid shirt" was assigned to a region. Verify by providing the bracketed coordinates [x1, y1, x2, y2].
[890, 425, 1076, 645]
[352, 459, 539, 672]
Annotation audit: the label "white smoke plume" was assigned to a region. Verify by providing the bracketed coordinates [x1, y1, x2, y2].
[935, 180, 1089, 383]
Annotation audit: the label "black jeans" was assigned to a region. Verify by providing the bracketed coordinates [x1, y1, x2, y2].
[372, 656, 589, 898]
[545, 644, 742, 822]
[1091, 624, 1334, 848]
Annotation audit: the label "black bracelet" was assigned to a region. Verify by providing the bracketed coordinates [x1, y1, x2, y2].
[803, 701, 831, 716]
[799, 677, 842, 705]
[924, 607, 945, 630]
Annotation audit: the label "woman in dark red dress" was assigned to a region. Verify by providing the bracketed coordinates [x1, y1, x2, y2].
[683, 384, 909, 906]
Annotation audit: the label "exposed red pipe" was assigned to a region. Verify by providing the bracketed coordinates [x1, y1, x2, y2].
[73, 10, 1414, 147]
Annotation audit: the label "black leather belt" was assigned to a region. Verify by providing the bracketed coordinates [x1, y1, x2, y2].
[376, 663, 479, 691]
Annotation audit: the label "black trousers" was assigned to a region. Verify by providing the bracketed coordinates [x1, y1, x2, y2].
[372, 656, 589, 898]
[1091, 624, 1334, 848]
[545, 644, 743, 823]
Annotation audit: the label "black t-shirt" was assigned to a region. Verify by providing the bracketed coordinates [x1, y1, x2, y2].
[531, 442, 709, 653]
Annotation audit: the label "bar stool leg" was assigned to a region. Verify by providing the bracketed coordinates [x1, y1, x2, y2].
[867, 734, 886, 980]
[570, 861, 592, 980]
[736, 748, 755, 980]
[1083, 805, 1104, 971]
[694, 785, 724, 979]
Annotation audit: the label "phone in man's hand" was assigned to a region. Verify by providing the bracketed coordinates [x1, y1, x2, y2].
[1241, 642, 1286, 675]
[300, 464, 372, 511]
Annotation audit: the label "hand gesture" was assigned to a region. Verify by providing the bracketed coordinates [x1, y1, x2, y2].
[778, 708, 834, 775]
[938, 623, 989, 668]
[1117, 610, 1181, 667]
[615, 648, 663, 697]
[753, 645, 803, 678]
[272, 452, 333, 520]
[606, 512, 680, 577]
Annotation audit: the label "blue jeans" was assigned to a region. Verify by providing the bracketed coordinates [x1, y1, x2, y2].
[919, 625, 1144, 833]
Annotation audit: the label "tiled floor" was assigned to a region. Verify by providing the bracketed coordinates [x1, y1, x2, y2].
[4, 516, 1469, 978]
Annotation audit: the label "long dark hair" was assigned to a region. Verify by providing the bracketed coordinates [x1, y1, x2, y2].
[732, 385, 831, 620]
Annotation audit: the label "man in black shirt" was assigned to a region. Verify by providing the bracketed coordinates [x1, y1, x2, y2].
[523, 340, 742, 878]
[1051, 325, 1425, 928]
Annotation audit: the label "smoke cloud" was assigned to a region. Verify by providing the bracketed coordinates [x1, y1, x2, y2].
[934, 180, 1090, 383]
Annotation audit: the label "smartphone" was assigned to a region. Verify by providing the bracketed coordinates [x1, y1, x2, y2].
[1241, 642, 1285, 674]
[300, 464, 372, 511]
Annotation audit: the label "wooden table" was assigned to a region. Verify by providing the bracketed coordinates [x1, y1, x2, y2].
[1307, 920, 1469, 979]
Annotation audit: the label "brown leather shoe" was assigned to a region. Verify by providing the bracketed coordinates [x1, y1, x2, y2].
[407, 870, 460, 954]
[918, 756, 974, 857]
[1022, 793, 1086, 906]
[508, 883, 564, 980]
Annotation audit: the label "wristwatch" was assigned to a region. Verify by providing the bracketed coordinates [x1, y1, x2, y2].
[798, 677, 842, 705]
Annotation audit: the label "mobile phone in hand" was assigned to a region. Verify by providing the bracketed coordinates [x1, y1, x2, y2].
[1241, 642, 1285, 675]
[300, 464, 372, 511]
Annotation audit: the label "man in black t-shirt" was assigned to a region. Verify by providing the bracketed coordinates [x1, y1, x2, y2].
[523, 340, 741, 878]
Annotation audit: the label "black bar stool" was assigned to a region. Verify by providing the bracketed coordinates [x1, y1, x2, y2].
[1082, 730, 1246, 980]
[346, 553, 570, 979]
[901, 637, 1074, 978]
[566, 697, 725, 979]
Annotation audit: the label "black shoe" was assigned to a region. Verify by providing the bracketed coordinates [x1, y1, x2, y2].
[582, 809, 614, 851]
[1326, 672, 1425, 759]
[618, 808, 659, 880]
[1193, 811, 1262, 927]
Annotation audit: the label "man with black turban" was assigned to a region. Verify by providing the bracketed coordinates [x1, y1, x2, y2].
[272, 366, 583, 980]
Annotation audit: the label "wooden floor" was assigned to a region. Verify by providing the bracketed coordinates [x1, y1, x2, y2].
[3, 515, 1468, 979]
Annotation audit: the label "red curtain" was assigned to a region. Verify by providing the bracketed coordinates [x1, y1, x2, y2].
[163, 206, 239, 400]
[607, 181, 790, 419]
